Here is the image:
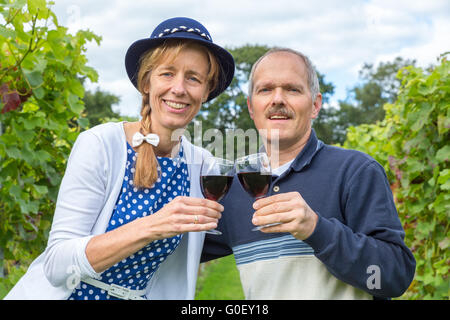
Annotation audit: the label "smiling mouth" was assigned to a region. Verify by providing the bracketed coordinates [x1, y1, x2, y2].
[164, 100, 189, 110]
[266, 107, 292, 120]
[268, 114, 290, 120]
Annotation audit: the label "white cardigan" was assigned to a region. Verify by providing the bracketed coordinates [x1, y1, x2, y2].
[5, 122, 210, 300]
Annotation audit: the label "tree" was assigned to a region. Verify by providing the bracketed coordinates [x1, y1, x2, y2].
[330, 57, 417, 144]
[0, 0, 100, 296]
[82, 88, 121, 127]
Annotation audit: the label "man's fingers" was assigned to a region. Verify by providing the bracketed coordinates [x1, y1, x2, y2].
[253, 192, 298, 210]
[253, 200, 293, 217]
[252, 211, 289, 226]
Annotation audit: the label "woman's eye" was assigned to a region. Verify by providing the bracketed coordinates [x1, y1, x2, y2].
[188, 75, 202, 83]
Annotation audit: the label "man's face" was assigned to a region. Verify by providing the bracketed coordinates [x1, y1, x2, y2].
[248, 51, 322, 148]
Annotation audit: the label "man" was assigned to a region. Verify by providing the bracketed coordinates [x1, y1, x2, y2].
[201, 48, 416, 299]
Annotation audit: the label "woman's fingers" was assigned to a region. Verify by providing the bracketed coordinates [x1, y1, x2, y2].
[178, 196, 224, 212]
[171, 196, 223, 219]
[145, 196, 223, 237]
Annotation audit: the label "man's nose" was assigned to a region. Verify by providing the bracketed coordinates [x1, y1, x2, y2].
[271, 87, 285, 105]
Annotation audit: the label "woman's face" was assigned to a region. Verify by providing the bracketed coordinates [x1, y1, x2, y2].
[146, 45, 210, 134]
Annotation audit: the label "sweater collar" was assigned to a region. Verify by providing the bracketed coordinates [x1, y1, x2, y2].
[259, 129, 324, 173]
[290, 129, 323, 172]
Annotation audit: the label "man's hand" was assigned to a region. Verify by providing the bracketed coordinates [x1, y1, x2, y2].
[252, 192, 318, 240]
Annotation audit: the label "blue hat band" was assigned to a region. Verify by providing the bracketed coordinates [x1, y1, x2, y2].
[154, 26, 212, 42]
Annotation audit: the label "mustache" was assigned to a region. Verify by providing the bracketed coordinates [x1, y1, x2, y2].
[265, 106, 294, 118]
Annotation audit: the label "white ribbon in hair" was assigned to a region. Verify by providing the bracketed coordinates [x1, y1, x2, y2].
[132, 132, 160, 147]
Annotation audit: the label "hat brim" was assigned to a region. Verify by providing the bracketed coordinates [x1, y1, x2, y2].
[125, 33, 235, 103]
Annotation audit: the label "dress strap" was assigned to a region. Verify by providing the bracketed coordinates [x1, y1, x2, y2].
[82, 277, 147, 300]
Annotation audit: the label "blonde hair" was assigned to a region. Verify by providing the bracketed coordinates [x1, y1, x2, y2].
[134, 39, 220, 189]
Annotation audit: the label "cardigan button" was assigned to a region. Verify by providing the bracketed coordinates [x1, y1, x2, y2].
[273, 185, 280, 192]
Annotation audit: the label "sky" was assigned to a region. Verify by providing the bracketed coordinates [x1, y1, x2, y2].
[51, 0, 450, 117]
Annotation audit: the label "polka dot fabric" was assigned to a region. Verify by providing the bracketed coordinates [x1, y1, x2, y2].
[69, 143, 190, 300]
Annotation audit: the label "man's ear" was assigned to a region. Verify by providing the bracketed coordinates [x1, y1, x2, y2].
[247, 97, 254, 119]
[311, 92, 322, 119]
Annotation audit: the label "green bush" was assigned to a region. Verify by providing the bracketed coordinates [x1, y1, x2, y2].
[0, 0, 100, 297]
[344, 53, 450, 299]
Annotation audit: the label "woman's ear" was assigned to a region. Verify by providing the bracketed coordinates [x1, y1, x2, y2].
[143, 72, 151, 94]
[143, 81, 150, 94]
[202, 86, 211, 103]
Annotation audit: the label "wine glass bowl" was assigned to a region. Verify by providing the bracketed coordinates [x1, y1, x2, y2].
[235, 153, 271, 199]
[200, 157, 234, 235]
[235, 153, 280, 231]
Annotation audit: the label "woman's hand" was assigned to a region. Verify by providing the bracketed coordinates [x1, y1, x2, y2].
[86, 196, 222, 273]
[142, 195, 223, 241]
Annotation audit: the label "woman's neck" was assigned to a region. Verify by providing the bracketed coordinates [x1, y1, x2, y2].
[154, 132, 181, 158]
[141, 120, 182, 158]
[124, 121, 182, 158]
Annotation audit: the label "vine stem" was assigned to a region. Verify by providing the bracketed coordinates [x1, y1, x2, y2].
[0, 12, 41, 83]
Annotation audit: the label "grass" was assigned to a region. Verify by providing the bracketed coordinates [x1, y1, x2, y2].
[195, 255, 245, 300]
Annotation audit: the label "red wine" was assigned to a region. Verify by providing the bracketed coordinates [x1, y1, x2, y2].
[237, 172, 271, 198]
[201, 175, 233, 201]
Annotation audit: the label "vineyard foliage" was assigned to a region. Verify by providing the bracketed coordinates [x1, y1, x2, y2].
[0, 0, 448, 300]
[0, 0, 100, 295]
[344, 53, 449, 299]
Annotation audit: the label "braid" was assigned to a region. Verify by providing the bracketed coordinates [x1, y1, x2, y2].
[133, 95, 159, 189]
[132, 39, 220, 188]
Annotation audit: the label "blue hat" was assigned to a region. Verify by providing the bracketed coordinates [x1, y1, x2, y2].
[125, 17, 235, 102]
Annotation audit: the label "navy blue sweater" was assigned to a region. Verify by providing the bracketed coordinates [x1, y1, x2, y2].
[202, 129, 416, 299]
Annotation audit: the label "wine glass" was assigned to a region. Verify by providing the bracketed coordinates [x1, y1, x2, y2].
[235, 153, 280, 231]
[200, 157, 235, 235]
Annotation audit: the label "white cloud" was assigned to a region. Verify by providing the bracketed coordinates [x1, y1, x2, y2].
[51, 0, 449, 117]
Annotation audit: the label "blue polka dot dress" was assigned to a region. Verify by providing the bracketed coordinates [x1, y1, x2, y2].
[68, 142, 190, 300]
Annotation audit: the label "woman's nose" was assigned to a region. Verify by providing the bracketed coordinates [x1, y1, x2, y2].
[171, 75, 187, 96]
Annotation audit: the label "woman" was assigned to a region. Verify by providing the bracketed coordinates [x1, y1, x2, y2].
[5, 17, 235, 300]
